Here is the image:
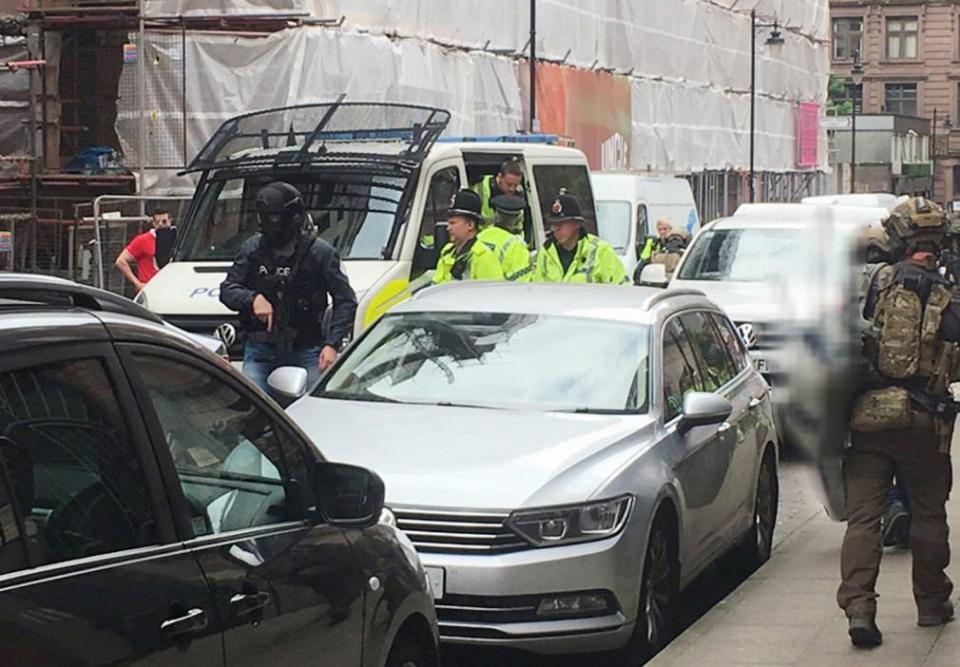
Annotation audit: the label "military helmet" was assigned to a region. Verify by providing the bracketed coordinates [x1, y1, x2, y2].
[255, 181, 305, 248]
[882, 196, 946, 257]
[864, 221, 891, 264]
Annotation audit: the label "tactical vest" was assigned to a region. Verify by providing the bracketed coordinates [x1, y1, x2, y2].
[852, 261, 960, 442]
[244, 233, 325, 351]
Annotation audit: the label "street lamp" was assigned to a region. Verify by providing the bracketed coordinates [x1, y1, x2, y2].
[749, 12, 785, 202]
[850, 50, 865, 193]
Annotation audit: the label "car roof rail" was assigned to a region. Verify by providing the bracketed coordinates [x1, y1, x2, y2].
[0, 274, 164, 324]
[642, 288, 706, 310]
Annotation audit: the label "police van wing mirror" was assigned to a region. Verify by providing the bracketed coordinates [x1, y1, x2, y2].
[267, 366, 309, 400]
[638, 263, 668, 288]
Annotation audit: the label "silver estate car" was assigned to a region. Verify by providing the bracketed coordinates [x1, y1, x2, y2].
[280, 282, 780, 661]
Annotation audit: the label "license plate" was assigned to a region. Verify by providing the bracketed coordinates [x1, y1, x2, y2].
[424, 566, 445, 600]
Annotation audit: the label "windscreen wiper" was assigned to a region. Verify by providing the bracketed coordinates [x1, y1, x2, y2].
[315, 389, 400, 404]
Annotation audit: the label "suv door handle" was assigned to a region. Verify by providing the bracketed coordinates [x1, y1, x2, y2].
[231, 590, 271, 618]
[717, 421, 732, 433]
[160, 608, 207, 637]
[748, 397, 762, 409]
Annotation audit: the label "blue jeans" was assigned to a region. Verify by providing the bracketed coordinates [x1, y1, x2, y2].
[242, 342, 320, 398]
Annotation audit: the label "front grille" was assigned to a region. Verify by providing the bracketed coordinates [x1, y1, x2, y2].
[736, 320, 787, 350]
[166, 314, 243, 359]
[393, 508, 530, 555]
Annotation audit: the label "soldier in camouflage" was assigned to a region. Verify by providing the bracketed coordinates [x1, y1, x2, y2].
[839, 197, 959, 648]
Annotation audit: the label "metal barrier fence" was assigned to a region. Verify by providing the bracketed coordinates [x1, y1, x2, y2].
[76, 194, 190, 297]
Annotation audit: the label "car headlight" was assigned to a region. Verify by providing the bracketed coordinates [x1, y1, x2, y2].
[507, 495, 634, 547]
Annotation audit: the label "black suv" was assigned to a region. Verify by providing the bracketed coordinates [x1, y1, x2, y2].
[0, 275, 438, 667]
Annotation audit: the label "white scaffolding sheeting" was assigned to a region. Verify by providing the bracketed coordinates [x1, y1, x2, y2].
[116, 27, 523, 193]
[123, 0, 830, 192]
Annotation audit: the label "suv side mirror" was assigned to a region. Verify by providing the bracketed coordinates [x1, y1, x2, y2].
[313, 462, 386, 528]
[678, 392, 733, 434]
[267, 366, 308, 399]
[638, 263, 669, 288]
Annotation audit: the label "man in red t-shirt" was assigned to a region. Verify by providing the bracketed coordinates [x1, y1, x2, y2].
[115, 209, 172, 292]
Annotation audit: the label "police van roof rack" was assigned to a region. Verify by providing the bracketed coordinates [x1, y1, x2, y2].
[182, 100, 452, 175]
[642, 288, 706, 310]
[0, 274, 164, 324]
[437, 134, 562, 145]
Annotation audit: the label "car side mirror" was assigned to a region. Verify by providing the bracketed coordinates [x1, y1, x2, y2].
[313, 462, 386, 528]
[267, 366, 308, 399]
[638, 263, 669, 288]
[678, 392, 733, 434]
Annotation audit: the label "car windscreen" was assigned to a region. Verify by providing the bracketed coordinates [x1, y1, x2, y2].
[596, 200, 631, 252]
[315, 311, 649, 413]
[677, 227, 803, 282]
[177, 172, 410, 261]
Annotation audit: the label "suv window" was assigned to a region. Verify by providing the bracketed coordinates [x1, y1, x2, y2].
[710, 313, 750, 373]
[681, 312, 737, 390]
[0, 358, 157, 571]
[132, 354, 311, 537]
[532, 164, 597, 235]
[662, 317, 704, 421]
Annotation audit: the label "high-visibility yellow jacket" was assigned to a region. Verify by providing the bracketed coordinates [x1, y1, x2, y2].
[432, 238, 505, 284]
[533, 232, 630, 285]
[478, 224, 533, 282]
[471, 175, 525, 234]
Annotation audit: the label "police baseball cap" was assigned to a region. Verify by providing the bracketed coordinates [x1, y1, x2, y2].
[491, 194, 525, 214]
[549, 192, 585, 223]
[447, 189, 483, 222]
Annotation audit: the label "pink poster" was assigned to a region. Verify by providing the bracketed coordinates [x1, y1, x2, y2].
[796, 102, 820, 168]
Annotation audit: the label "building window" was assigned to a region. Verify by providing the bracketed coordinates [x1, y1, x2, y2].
[885, 83, 918, 116]
[844, 83, 863, 114]
[886, 16, 919, 59]
[833, 18, 863, 61]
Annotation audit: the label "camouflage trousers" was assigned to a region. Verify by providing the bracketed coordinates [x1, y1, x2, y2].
[837, 414, 953, 618]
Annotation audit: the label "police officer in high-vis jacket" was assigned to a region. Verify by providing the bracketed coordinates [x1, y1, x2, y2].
[471, 158, 525, 234]
[533, 192, 629, 285]
[478, 194, 533, 282]
[433, 189, 504, 284]
[220, 181, 357, 395]
[840, 197, 959, 648]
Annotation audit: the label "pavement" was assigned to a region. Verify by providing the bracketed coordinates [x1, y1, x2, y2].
[650, 463, 960, 666]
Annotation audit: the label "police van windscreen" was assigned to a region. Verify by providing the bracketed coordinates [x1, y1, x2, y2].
[677, 227, 803, 282]
[178, 173, 410, 261]
[596, 200, 631, 252]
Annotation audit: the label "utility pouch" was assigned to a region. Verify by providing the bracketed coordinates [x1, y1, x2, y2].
[850, 387, 913, 433]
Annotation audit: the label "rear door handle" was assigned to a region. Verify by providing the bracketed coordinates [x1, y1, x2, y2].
[161, 608, 207, 637]
[231, 591, 271, 618]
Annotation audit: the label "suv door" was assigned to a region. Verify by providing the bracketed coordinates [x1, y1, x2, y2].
[121, 345, 364, 666]
[0, 344, 221, 666]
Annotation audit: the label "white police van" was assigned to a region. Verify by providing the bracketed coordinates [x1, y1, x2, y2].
[136, 101, 596, 356]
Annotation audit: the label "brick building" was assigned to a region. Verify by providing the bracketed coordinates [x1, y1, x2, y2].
[831, 0, 960, 203]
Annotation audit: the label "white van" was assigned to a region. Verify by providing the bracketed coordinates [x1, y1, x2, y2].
[590, 172, 700, 275]
[136, 102, 598, 356]
[801, 193, 899, 210]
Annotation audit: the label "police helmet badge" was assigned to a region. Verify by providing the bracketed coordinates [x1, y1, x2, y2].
[552, 199, 563, 216]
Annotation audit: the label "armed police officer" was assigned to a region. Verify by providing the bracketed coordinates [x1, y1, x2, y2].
[220, 182, 357, 395]
[471, 158, 525, 234]
[534, 192, 629, 284]
[839, 197, 958, 648]
[433, 189, 504, 284]
[477, 194, 533, 282]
